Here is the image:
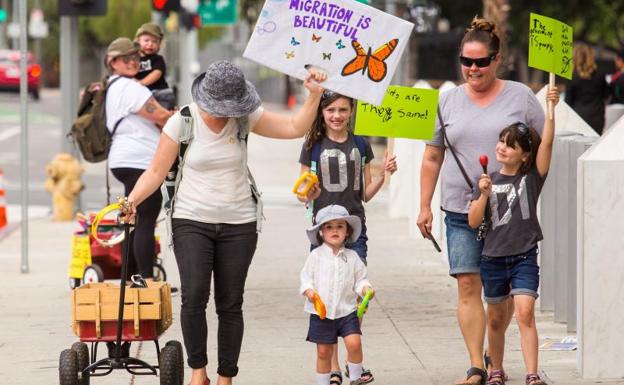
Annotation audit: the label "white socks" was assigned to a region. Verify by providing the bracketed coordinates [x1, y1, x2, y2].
[347, 361, 363, 381]
[316, 372, 331, 385]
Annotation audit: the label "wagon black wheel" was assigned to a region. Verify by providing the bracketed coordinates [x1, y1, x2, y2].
[71, 342, 90, 385]
[154, 262, 167, 282]
[83, 264, 104, 284]
[69, 278, 81, 290]
[165, 340, 184, 385]
[59, 349, 79, 385]
[159, 345, 180, 385]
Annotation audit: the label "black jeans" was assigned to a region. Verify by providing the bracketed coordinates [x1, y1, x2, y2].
[111, 167, 162, 278]
[172, 219, 258, 377]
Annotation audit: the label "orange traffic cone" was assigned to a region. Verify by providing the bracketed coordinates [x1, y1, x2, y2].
[0, 169, 6, 230]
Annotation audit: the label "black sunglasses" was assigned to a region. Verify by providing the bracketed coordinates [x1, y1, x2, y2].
[459, 54, 497, 68]
[515, 121, 532, 148]
[321, 90, 337, 101]
[117, 53, 140, 64]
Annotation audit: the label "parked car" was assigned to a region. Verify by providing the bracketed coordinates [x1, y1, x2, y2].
[0, 49, 41, 100]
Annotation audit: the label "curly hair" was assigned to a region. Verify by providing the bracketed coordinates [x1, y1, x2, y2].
[303, 91, 354, 150]
[460, 16, 500, 56]
[573, 43, 597, 79]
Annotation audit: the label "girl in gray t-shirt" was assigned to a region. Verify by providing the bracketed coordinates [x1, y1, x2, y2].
[468, 88, 559, 385]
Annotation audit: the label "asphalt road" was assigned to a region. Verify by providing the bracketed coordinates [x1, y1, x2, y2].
[0, 88, 123, 210]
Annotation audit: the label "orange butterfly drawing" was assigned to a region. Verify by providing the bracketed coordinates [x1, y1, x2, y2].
[312, 33, 322, 42]
[341, 39, 398, 82]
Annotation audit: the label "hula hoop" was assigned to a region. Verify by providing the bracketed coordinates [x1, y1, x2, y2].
[357, 289, 373, 318]
[91, 202, 125, 247]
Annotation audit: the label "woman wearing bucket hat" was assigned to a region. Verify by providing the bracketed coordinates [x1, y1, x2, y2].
[300, 205, 374, 385]
[122, 60, 326, 385]
[105, 37, 173, 281]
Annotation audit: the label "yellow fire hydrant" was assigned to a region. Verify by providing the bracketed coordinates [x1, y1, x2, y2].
[45, 153, 84, 221]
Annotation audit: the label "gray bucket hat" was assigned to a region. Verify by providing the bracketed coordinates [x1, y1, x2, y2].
[191, 60, 262, 118]
[306, 205, 362, 246]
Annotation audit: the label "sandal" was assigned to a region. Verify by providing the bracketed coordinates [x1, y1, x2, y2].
[344, 364, 374, 383]
[330, 371, 343, 385]
[486, 370, 505, 385]
[484, 351, 492, 371]
[483, 350, 508, 381]
[525, 373, 547, 385]
[457, 367, 487, 385]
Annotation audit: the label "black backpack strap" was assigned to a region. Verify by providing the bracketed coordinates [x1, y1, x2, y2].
[438, 105, 473, 190]
[104, 77, 125, 204]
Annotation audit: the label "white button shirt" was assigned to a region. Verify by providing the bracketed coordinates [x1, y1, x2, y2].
[299, 243, 372, 320]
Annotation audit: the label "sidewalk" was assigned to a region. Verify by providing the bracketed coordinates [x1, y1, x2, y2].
[0, 116, 605, 385]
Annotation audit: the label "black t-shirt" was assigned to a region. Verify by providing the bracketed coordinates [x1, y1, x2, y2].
[472, 167, 546, 257]
[135, 53, 168, 90]
[299, 133, 374, 223]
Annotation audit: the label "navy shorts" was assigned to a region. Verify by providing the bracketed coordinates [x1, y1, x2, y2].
[306, 311, 361, 344]
[444, 211, 483, 277]
[480, 247, 540, 304]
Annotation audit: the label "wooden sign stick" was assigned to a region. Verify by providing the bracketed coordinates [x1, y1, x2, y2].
[548, 72, 555, 120]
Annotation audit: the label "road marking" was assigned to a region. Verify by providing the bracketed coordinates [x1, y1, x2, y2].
[0, 126, 20, 142]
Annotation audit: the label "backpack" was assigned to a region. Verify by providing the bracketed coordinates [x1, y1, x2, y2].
[307, 134, 368, 218]
[161, 106, 264, 245]
[69, 76, 123, 163]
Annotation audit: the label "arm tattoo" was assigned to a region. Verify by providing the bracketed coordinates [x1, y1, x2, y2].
[145, 101, 156, 114]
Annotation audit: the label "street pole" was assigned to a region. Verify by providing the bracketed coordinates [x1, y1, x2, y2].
[18, 0, 28, 273]
[10, 0, 17, 48]
[177, 27, 198, 106]
[0, 0, 8, 49]
[60, 16, 79, 154]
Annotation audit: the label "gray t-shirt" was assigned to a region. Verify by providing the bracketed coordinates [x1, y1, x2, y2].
[472, 167, 546, 257]
[429, 81, 545, 213]
[299, 134, 374, 223]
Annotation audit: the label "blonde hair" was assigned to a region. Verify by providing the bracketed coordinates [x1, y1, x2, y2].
[573, 43, 597, 79]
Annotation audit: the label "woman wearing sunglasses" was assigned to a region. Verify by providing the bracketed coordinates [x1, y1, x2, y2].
[104, 37, 173, 281]
[417, 17, 547, 385]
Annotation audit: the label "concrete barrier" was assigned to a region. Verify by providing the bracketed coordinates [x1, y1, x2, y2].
[604, 103, 624, 132]
[577, 117, 624, 379]
[536, 86, 598, 313]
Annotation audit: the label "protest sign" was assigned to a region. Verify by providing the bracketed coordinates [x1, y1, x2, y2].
[354, 86, 439, 140]
[528, 13, 573, 80]
[243, 0, 414, 105]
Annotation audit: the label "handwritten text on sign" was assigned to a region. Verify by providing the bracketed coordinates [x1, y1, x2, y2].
[528, 13, 573, 80]
[354, 86, 439, 140]
[243, 0, 414, 106]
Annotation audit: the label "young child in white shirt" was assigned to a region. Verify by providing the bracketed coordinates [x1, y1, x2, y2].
[300, 205, 374, 385]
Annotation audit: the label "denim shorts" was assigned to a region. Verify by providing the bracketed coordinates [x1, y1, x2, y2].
[306, 311, 361, 344]
[480, 247, 540, 304]
[444, 211, 483, 277]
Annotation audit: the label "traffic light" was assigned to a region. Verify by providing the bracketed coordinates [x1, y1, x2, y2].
[0, 8, 7, 23]
[59, 0, 107, 16]
[152, 0, 181, 14]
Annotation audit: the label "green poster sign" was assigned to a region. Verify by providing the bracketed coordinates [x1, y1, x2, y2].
[354, 86, 439, 140]
[528, 13, 573, 80]
[199, 0, 238, 26]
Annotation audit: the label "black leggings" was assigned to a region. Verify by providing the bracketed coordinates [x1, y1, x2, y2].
[172, 219, 258, 377]
[111, 167, 162, 279]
